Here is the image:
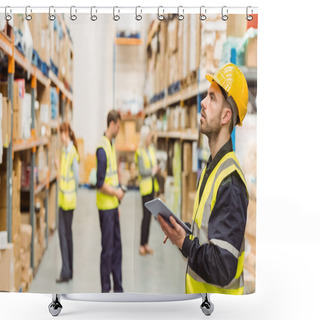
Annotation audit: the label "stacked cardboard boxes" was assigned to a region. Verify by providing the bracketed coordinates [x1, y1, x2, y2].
[199, 15, 227, 80]
[0, 155, 23, 291]
[20, 224, 32, 292]
[181, 142, 198, 224]
[1, 79, 33, 141]
[1, 94, 12, 149]
[0, 243, 15, 291]
[167, 18, 181, 88]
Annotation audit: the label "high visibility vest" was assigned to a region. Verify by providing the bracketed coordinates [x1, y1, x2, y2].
[96, 136, 119, 210]
[135, 145, 159, 196]
[186, 151, 248, 295]
[58, 144, 80, 211]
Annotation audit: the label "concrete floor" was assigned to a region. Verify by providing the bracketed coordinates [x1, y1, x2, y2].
[30, 188, 186, 294]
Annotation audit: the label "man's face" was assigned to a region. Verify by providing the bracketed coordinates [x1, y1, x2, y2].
[200, 81, 225, 137]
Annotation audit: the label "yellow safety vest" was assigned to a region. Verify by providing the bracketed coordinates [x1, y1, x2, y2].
[58, 144, 80, 211]
[186, 151, 248, 295]
[96, 136, 119, 210]
[135, 145, 159, 196]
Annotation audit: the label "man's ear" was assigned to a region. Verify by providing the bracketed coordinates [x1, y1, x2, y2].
[221, 107, 232, 126]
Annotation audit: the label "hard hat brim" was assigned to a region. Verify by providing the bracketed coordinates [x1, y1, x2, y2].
[205, 74, 214, 83]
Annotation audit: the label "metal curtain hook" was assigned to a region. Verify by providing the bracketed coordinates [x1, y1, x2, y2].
[113, 6, 120, 21]
[70, 6, 77, 21]
[177, 6, 184, 21]
[90, 7, 98, 21]
[200, 6, 207, 21]
[25, 6, 32, 21]
[49, 6, 56, 21]
[135, 6, 142, 21]
[157, 6, 164, 21]
[246, 6, 253, 21]
[5, 6, 12, 21]
[221, 6, 228, 21]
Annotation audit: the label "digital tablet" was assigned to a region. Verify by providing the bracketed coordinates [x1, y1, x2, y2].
[144, 198, 192, 235]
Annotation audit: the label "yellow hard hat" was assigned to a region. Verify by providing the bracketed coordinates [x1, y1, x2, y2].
[206, 63, 248, 126]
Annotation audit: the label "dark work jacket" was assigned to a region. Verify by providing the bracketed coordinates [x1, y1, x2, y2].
[181, 138, 248, 286]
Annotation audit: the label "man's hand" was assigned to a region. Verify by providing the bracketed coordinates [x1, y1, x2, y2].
[157, 215, 186, 249]
[115, 188, 124, 201]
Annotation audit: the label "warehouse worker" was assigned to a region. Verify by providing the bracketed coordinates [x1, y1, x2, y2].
[135, 125, 160, 255]
[56, 122, 80, 283]
[158, 62, 249, 295]
[96, 110, 124, 293]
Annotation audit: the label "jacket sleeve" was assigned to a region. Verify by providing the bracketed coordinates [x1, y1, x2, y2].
[96, 148, 107, 189]
[181, 172, 248, 286]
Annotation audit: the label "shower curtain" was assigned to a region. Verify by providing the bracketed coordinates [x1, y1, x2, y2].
[0, 9, 257, 296]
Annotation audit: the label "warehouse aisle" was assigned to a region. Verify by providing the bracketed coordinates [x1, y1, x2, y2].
[30, 188, 186, 294]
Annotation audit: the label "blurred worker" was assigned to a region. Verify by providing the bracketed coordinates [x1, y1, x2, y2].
[96, 110, 124, 293]
[158, 63, 249, 295]
[135, 125, 160, 255]
[56, 122, 80, 283]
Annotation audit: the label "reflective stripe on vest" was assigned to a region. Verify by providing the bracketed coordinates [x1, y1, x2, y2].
[135, 145, 159, 196]
[58, 145, 79, 211]
[186, 151, 248, 295]
[96, 136, 119, 210]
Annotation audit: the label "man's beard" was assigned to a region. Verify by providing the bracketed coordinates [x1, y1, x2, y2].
[200, 113, 222, 140]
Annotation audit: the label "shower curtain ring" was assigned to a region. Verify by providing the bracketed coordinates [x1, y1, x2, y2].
[157, 6, 164, 21]
[200, 6, 207, 21]
[25, 6, 32, 21]
[70, 6, 77, 21]
[246, 6, 253, 21]
[221, 6, 228, 21]
[49, 6, 56, 21]
[177, 6, 184, 21]
[90, 7, 98, 21]
[113, 6, 120, 21]
[5, 6, 12, 21]
[135, 6, 142, 21]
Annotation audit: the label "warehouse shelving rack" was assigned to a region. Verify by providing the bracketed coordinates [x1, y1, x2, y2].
[145, 66, 257, 146]
[0, 27, 73, 274]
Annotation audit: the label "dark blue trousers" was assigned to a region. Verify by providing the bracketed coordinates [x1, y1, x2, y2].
[58, 207, 74, 280]
[99, 208, 123, 293]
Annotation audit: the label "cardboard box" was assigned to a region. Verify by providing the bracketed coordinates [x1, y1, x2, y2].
[183, 142, 193, 172]
[20, 224, 32, 251]
[181, 172, 198, 223]
[20, 248, 31, 271]
[1, 97, 11, 148]
[245, 36, 257, 68]
[0, 170, 7, 210]
[21, 267, 33, 287]
[21, 212, 30, 225]
[14, 259, 22, 291]
[13, 233, 21, 263]
[189, 105, 198, 130]
[226, 15, 247, 37]
[0, 243, 15, 291]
